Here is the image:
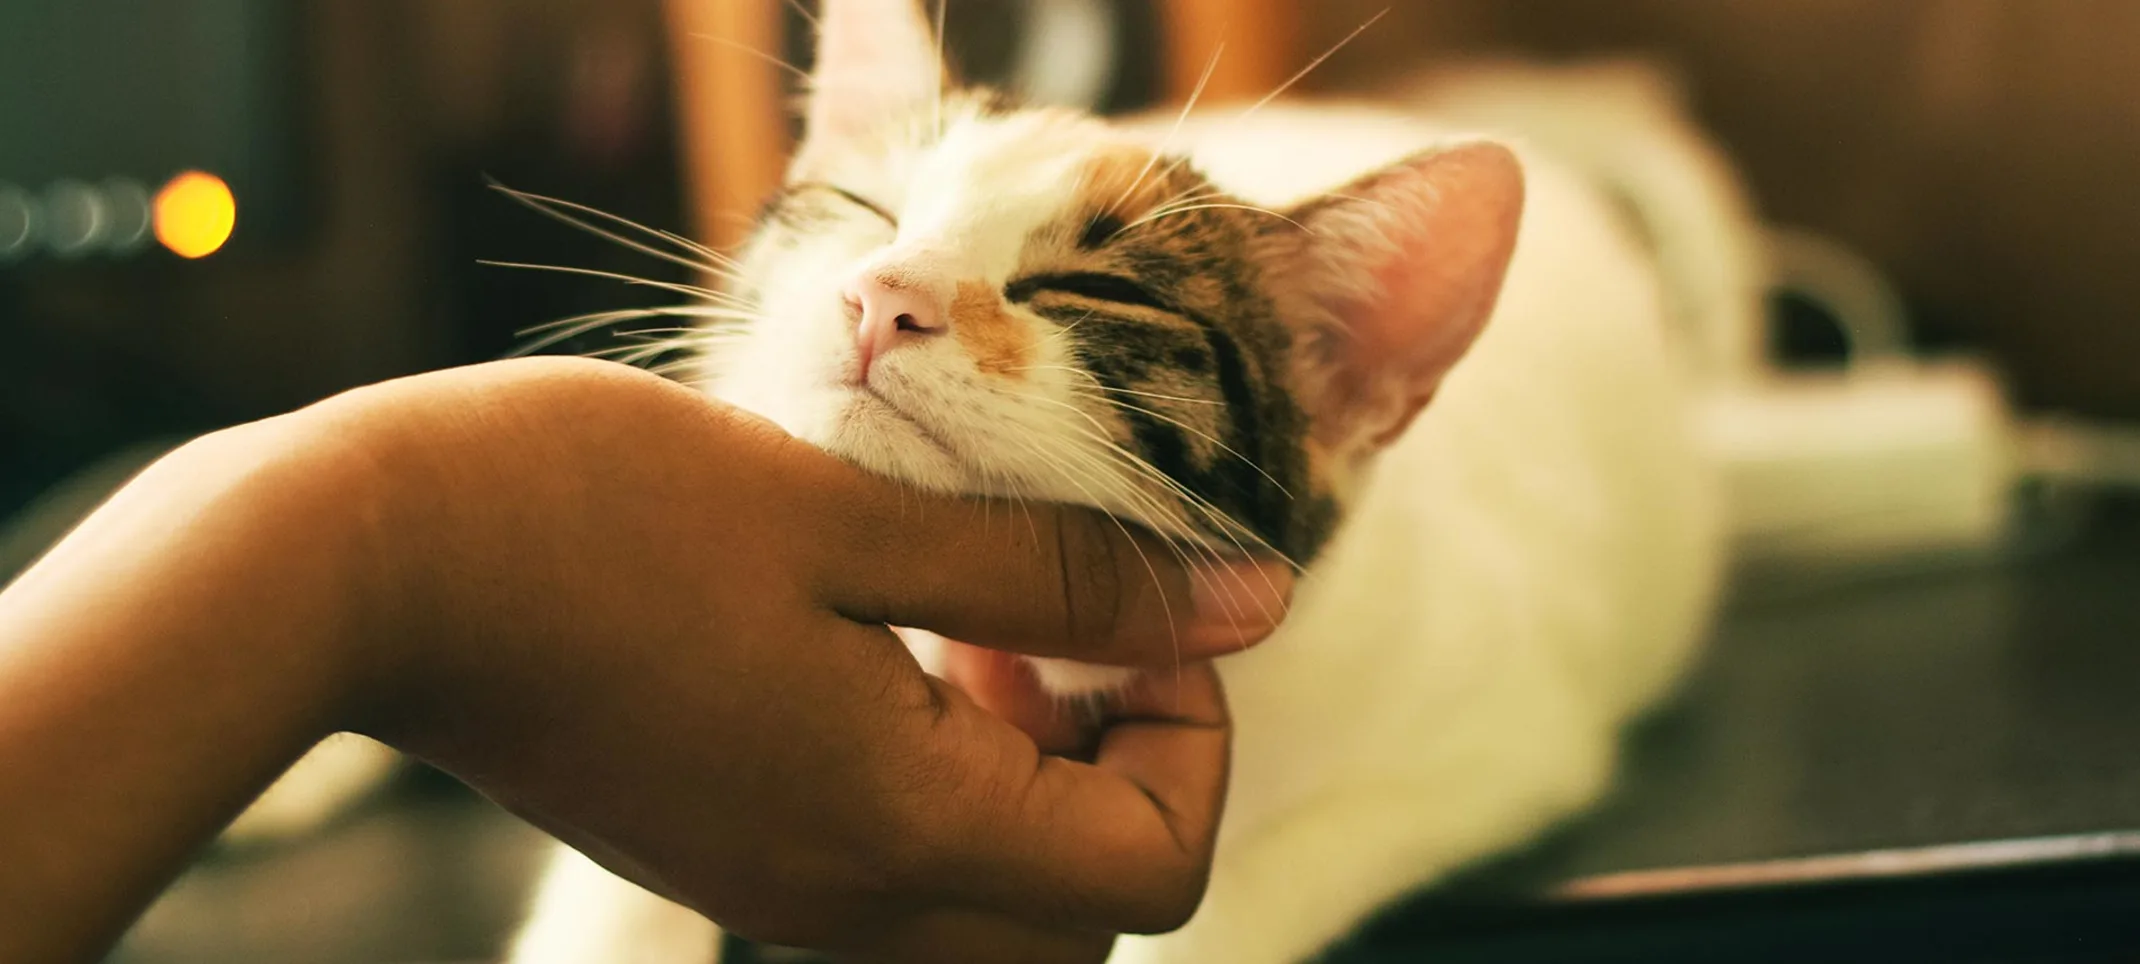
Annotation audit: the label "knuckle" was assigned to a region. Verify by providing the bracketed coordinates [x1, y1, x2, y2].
[860, 708, 971, 885]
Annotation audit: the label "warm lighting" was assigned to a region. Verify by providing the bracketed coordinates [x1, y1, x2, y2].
[152, 171, 236, 259]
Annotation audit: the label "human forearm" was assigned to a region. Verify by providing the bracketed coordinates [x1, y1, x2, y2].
[0, 415, 381, 963]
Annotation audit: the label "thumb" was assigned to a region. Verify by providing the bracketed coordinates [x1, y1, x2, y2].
[809, 476, 1292, 666]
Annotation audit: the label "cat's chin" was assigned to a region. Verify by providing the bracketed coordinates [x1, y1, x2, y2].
[810, 386, 975, 494]
[900, 630, 1135, 706]
[1023, 658, 1141, 698]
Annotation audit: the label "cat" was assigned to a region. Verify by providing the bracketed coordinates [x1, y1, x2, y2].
[496, 2, 1735, 962]
[215, 52, 1757, 868]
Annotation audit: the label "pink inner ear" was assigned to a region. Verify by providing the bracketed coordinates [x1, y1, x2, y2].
[1299, 142, 1525, 448]
[799, 0, 944, 160]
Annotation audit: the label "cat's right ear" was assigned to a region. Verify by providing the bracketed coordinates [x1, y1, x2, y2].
[795, 0, 945, 171]
[1263, 142, 1524, 463]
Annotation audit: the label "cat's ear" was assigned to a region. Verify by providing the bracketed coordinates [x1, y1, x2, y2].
[1266, 142, 1524, 456]
[796, 0, 944, 165]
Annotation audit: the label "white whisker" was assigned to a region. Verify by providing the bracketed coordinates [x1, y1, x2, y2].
[518, 303, 743, 337]
[1316, 192, 1389, 210]
[1126, 203, 1307, 234]
[1040, 445, 1246, 635]
[981, 382, 1303, 636]
[688, 32, 813, 83]
[1136, 188, 1234, 222]
[990, 383, 1303, 579]
[1071, 421, 1304, 583]
[1113, 41, 1225, 215]
[1009, 418, 1280, 635]
[1237, 8, 1388, 120]
[1068, 389, 1295, 499]
[994, 432, 1185, 666]
[511, 306, 749, 357]
[477, 260, 738, 304]
[1070, 437, 1296, 626]
[1009, 366, 1224, 407]
[932, 0, 949, 138]
[487, 181, 736, 273]
[1045, 308, 1098, 341]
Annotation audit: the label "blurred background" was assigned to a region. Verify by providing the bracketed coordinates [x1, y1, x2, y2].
[4, 1, 2139, 962]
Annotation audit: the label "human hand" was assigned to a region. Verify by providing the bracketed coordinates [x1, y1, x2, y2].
[0, 356, 1291, 964]
[319, 358, 1293, 961]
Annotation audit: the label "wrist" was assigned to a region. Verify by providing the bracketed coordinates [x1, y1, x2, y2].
[180, 413, 403, 737]
[252, 397, 438, 742]
[89, 406, 421, 750]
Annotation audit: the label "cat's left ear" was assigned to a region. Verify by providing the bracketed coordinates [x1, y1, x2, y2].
[1265, 142, 1524, 456]
[795, 0, 944, 170]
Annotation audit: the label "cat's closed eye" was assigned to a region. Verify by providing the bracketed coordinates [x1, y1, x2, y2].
[1004, 272, 1172, 312]
[789, 182, 896, 226]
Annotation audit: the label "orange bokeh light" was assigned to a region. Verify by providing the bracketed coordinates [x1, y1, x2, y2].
[153, 171, 236, 259]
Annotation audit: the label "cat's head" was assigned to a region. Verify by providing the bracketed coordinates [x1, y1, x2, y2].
[708, 0, 1523, 567]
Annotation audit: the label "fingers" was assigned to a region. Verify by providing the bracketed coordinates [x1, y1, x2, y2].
[899, 663, 1230, 936]
[812, 476, 1292, 666]
[937, 639, 1093, 756]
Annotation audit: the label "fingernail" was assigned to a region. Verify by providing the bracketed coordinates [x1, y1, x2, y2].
[1185, 560, 1294, 650]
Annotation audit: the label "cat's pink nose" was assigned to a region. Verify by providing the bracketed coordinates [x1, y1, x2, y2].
[845, 272, 947, 383]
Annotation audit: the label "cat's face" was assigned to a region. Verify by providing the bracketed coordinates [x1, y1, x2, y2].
[707, 0, 1525, 568]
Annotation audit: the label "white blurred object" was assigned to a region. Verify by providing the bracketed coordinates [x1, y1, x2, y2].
[1766, 226, 1913, 365]
[1702, 360, 2017, 577]
[1010, 0, 1116, 110]
[1393, 58, 2140, 581]
[1704, 223, 2021, 578]
[2021, 415, 2140, 491]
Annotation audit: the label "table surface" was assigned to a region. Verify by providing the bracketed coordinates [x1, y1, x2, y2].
[105, 506, 2140, 964]
[1314, 505, 2140, 963]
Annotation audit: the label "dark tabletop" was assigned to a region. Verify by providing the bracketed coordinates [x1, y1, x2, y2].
[1317, 504, 2140, 964]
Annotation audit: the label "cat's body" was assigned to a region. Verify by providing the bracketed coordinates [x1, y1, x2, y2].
[508, 81, 1724, 964]
[1081, 107, 1720, 962]
[223, 56, 1751, 870]
[225, 54, 1738, 964]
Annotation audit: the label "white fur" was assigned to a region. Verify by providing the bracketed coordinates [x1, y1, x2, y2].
[709, 102, 1219, 540]
[1109, 106, 1723, 962]
[508, 92, 1729, 964]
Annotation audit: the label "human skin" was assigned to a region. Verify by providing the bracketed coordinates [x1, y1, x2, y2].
[0, 358, 1291, 964]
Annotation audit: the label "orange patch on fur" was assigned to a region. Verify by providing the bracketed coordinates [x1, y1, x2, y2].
[1076, 146, 1176, 219]
[951, 281, 1032, 375]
